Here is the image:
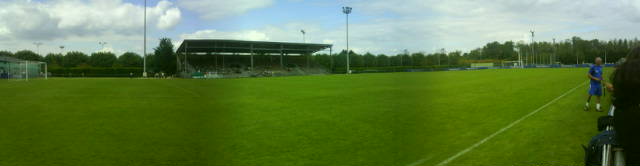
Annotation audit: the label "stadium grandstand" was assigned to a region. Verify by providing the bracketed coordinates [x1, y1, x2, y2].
[176, 39, 332, 78]
[0, 56, 46, 80]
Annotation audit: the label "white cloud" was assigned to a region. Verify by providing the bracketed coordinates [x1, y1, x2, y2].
[0, 0, 181, 41]
[5, 0, 640, 56]
[0, 0, 181, 56]
[96, 46, 116, 54]
[304, 0, 640, 54]
[157, 7, 181, 30]
[181, 29, 270, 41]
[176, 0, 640, 55]
[322, 39, 335, 44]
[177, 0, 273, 20]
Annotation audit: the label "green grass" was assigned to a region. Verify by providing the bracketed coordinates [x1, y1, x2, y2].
[0, 68, 610, 166]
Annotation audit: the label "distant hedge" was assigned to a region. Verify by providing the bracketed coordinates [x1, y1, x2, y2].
[49, 67, 143, 77]
[343, 65, 468, 73]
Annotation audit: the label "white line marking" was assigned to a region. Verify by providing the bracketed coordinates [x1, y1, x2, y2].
[429, 81, 587, 166]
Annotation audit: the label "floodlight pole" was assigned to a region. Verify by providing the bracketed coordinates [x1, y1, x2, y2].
[33, 42, 43, 56]
[518, 47, 522, 68]
[343, 6, 352, 74]
[605, 48, 607, 64]
[573, 38, 578, 65]
[552, 38, 556, 65]
[301, 29, 306, 43]
[530, 30, 535, 65]
[25, 60, 28, 81]
[143, 0, 147, 77]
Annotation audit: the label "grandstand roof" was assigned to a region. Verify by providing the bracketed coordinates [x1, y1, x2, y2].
[176, 39, 332, 55]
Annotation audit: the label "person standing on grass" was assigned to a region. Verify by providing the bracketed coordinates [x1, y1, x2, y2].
[585, 57, 604, 112]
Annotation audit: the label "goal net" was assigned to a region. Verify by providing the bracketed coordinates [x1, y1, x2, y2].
[0, 56, 47, 80]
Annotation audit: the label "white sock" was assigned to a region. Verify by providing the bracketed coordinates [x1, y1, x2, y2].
[597, 104, 601, 110]
[586, 102, 590, 107]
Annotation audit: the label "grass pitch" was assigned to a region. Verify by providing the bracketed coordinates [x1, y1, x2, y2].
[0, 68, 609, 166]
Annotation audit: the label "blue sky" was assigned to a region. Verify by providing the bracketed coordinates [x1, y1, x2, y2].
[1, 0, 640, 56]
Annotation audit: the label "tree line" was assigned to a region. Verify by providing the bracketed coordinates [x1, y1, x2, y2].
[0, 38, 177, 76]
[0, 49, 144, 68]
[1, 36, 638, 75]
[465, 37, 639, 64]
[314, 37, 639, 72]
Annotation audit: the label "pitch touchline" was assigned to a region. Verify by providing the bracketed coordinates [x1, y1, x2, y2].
[412, 81, 587, 166]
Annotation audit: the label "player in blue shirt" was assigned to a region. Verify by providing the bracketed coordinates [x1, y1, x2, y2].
[585, 57, 604, 111]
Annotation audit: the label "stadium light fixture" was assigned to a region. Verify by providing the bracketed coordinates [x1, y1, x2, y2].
[98, 42, 107, 52]
[342, 6, 352, 74]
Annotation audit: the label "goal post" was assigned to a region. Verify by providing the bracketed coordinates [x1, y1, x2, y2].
[0, 56, 47, 80]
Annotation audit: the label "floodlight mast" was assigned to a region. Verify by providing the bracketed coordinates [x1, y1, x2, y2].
[530, 30, 535, 65]
[342, 6, 352, 74]
[25, 60, 28, 81]
[31, 42, 43, 81]
[44, 62, 47, 80]
[33, 42, 43, 56]
[301, 29, 306, 43]
[517, 46, 522, 68]
[143, 0, 147, 77]
[552, 38, 556, 65]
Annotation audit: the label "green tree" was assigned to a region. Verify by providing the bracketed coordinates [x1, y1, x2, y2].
[312, 54, 332, 69]
[0, 50, 13, 57]
[89, 52, 117, 67]
[63, 51, 89, 67]
[14, 50, 42, 61]
[118, 52, 143, 67]
[411, 52, 425, 66]
[153, 38, 177, 74]
[363, 52, 376, 67]
[44, 53, 64, 67]
[350, 51, 364, 67]
[334, 50, 347, 68]
[376, 54, 389, 67]
[145, 53, 157, 72]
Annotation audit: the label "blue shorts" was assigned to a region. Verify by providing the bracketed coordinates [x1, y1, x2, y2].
[589, 84, 602, 96]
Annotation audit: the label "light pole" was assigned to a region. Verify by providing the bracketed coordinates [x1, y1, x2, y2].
[530, 30, 535, 65]
[143, 0, 147, 77]
[604, 46, 607, 64]
[517, 40, 523, 68]
[301, 29, 306, 43]
[33, 42, 43, 56]
[98, 42, 107, 52]
[552, 38, 556, 65]
[573, 38, 578, 65]
[342, 6, 352, 74]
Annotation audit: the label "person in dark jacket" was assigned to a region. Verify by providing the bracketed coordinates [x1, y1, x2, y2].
[611, 46, 640, 165]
